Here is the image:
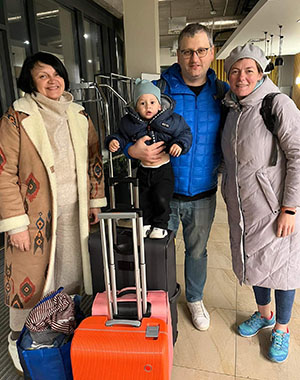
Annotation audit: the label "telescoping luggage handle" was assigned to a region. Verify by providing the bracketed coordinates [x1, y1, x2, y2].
[98, 211, 147, 327]
[108, 177, 139, 244]
[108, 177, 139, 209]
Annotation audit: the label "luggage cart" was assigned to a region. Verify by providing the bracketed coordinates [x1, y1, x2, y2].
[70, 82, 105, 153]
[70, 78, 138, 212]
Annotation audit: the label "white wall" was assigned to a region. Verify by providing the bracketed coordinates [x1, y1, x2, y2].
[278, 55, 295, 97]
[160, 48, 177, 68]
[123, 0, 160, 78]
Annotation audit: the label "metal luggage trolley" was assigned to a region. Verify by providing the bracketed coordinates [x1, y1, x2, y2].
[94, 72, 135, 136]
[69, 75, 137, 217]
[94, 74, 137, 210]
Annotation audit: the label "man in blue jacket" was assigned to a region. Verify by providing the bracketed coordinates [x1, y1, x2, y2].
[128, 23, 228, 330]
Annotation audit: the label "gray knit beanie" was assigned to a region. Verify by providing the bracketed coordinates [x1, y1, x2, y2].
[224, 43, 269, 75]
[133, 79, 161, 106]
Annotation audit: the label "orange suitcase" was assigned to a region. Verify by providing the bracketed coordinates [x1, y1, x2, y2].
[71, 315, 170, 380]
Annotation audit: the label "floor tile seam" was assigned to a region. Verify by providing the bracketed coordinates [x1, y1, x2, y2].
[177, 264, 233, 271]
[211, 221, 229, 225]
[208, 239, 231, 243]
[172, 364, 235, 378]
[207, 267, 234, 272]
[177, 301, 238, 315]
[206, 265, 236, 271]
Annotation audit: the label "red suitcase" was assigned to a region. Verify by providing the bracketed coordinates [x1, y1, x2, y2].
[71, 316, 169, 379]
[92, 288, 173, 373]
[71, 211, 172, 379]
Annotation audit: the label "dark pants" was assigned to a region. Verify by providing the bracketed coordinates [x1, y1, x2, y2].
[137, 162, 174, 229]
[253, 286, 296, 325]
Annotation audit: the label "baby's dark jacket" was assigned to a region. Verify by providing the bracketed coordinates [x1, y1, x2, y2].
[105, 94, 192, 154]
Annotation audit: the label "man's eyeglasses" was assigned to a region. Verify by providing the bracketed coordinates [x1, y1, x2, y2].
[180, 48, 210, 59]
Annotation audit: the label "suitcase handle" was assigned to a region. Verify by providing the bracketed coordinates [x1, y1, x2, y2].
[103, 209, 143, 218]
[108, 177, 139, 187]
[117, 289, 137, 298]
[113, 301, 151, 318]
[99, 211, 138, 220]
[105, 319, 141, 328]
[109, 176, 139, 209]
[99, 212, 147, 320]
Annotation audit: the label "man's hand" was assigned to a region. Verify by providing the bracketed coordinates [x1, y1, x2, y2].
[128, 136, 165, 165]
[10, 230, 31, 251]
[169, 143, 182, 157]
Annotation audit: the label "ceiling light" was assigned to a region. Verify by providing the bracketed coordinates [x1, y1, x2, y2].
[275, 25, 284, 66]
[36, 10, 59, 20]
[209, 0, 217, 15]
[8, 16, 22, 22]
[199, 19, 239, 28]
[296, 76, 300, 85]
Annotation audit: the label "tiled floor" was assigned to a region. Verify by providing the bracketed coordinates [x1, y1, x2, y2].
[171, 188, 300, 380]
[2, 188, 300, 379]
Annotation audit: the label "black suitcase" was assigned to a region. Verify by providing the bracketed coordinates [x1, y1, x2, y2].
[89, 229, 177, 294]
[90, 154, 180, 342]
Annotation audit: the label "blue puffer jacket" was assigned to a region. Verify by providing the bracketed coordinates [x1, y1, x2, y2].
[156, 63, 229, 196]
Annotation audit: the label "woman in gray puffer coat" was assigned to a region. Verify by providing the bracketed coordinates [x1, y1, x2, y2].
[221, 44, 300, 363]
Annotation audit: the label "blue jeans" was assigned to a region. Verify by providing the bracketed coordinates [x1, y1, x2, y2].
[253, 286, 296, 325]
[168, 194, 216, 302]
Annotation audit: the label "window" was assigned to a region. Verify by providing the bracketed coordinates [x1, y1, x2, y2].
[83, 19, 102, 82]
[6, 0, 30, 86]
[34, 0, 80, 85]
[116, 36, 125, 76]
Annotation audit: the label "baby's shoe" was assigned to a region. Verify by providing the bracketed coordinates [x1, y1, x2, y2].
[149, 227, 168, 239]
[143, 225, 151, 238]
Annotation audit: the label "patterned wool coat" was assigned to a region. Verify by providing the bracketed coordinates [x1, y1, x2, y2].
[0, 94, 106, 309]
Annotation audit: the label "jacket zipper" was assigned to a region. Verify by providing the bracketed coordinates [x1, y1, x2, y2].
[188, 95, 197, 195]
[234, 112, 247, 282]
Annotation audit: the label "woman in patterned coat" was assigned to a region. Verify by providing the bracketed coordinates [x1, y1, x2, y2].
[0, 52, 106, 372]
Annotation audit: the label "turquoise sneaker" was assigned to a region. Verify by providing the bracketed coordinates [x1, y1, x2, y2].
[238, 311, 275, 337]
[268, 329, 290, 363]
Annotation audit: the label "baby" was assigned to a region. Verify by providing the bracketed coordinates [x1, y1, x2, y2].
[105, 79, 192, 239]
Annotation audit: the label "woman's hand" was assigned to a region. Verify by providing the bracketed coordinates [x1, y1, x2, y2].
[128, 136, 165, 165]
[89, 208, 101, 224]
[277, 210, 296, 237]
[10, 230, 31, 251]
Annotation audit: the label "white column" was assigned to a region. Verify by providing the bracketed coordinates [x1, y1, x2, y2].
[123, 0, 160, 78]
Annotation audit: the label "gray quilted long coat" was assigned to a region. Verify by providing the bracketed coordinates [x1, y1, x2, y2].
[221, 76, 300, 290]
